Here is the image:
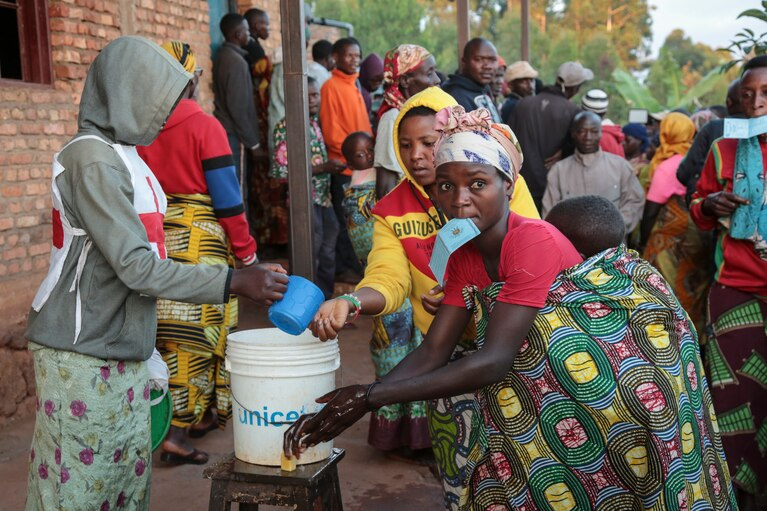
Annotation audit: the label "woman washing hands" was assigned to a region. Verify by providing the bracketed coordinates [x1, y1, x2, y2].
[307, 87, 538, 509]
[286, 106, 735, 510]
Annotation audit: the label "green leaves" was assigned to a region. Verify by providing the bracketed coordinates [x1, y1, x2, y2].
[721, 3, 767, 71]
[612, 66, 725, 112]
[611, 69, 663, 112]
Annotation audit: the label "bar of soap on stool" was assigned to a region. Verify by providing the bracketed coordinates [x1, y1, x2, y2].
[281, 452, 297, 472]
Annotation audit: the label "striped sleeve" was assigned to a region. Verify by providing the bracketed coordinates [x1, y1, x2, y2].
[200, 116, 257, 261]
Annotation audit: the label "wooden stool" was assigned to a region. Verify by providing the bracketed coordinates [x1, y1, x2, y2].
[203, 448, 345, 511]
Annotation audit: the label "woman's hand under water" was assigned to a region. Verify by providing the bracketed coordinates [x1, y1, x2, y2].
[283, 384, 369, 459]
[310, 298, 351, 341]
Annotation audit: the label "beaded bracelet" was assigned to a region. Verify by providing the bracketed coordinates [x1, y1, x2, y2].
[337, 293, 361, 324]
[365, 380, 382, 411]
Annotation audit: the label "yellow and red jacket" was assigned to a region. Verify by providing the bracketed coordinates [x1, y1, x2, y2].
[357, 87, 539, 334]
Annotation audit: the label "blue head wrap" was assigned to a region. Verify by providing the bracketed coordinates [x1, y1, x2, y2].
[622, 123, 649, 152]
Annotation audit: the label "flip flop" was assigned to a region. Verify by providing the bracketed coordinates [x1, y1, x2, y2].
[188, 422, 218, 439]
[160, 448, 209, 465]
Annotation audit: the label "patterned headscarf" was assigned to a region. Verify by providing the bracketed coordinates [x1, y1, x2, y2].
[433, 106, 523, 184]
[160, 40, 196, 74]
[378, 44, 432, 119]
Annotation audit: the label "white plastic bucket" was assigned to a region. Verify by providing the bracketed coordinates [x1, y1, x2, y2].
[225, 328, 340, 466]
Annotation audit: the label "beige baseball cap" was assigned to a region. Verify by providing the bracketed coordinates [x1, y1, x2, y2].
[556, 61, 594, 87]
[504, 61, 539, 83]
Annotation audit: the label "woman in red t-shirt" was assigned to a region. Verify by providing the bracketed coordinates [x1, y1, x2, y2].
[286, 107, 734, 510]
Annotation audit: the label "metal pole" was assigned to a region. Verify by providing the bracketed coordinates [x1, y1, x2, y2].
[521, 0, 529, 61]
[457, 0, 470, 64]
[280, 0, 315, 279]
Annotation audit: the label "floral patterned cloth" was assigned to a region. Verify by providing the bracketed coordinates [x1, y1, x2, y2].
[270, 115, 332, 208]
[26, 342, 152, 511]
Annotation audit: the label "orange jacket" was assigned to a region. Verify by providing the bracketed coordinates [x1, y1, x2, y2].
[319, 68, 372, 173]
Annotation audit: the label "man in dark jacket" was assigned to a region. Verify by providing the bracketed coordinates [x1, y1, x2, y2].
[441, 38, 501, 121]
[213, 13, 263, 185]
[510, 61, 593, 211]
[677, 79, 743, 202]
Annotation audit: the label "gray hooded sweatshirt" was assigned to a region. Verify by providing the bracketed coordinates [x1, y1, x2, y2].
[26, 36, 232, 361]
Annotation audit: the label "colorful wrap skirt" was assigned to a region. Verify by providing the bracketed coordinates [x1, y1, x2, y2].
[26, 343, 152, 511]
[343, 183, 431, 451]
[156, 193, 236, 429]
[428, 355, 477, 511]
[642, 195, 713, 334]
[459, 246, 736, 510]
[704, 282, 767, 499]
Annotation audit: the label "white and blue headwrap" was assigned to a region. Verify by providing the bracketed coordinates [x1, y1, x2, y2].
[433, 106, 523, 184]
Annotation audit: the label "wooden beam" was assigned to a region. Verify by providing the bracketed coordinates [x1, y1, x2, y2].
[520, 0, 529, 61]
[457, 0, 469, 63]
[279, 0, 314, 279]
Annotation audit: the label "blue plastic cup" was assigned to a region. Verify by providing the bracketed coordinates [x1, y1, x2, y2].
[268, 275, 325, 335]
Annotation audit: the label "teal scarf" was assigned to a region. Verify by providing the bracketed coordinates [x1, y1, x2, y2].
[731, 136, 767, 253]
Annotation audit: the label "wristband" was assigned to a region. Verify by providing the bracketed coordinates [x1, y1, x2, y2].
[365, 380, 382, 411]
[242, 253, 258, 266]
[337, 293, 361, 324]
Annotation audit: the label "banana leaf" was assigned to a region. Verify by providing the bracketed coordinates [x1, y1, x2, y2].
[611, 69, 663, 112]
[675, 68, 728, 110]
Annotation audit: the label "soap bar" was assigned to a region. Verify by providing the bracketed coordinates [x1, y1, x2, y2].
[280, 453, 297, 472]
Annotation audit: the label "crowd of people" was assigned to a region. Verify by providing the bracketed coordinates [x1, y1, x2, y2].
[22, 6, 767, 511]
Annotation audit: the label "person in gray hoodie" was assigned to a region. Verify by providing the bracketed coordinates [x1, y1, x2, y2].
[24, 36, 288, 511]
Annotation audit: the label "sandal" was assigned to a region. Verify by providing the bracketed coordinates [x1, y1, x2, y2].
[160, 448, 209, 465]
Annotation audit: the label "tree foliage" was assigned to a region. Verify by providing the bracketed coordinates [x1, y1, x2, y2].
[721, 0, 767, 71]
[311, 0, 731, 122]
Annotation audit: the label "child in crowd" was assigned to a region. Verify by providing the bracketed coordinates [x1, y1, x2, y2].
[287, 106, 735, 510]
[340, 131, 430, 456]
[544, 195, 625, 258]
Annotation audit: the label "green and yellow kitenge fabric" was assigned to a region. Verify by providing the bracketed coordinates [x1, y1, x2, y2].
[459, 246, 736, 510]
[156, 194, 236, 429]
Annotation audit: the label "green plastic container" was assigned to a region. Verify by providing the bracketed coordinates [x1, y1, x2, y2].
[150, 389, 172, 452]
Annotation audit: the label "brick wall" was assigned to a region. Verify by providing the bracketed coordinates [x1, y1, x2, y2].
[0, 0, 277, 426]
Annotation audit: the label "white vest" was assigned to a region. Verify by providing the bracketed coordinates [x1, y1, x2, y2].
[31, 135, 167, 343]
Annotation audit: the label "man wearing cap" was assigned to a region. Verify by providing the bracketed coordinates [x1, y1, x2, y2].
[500, 60, 538, 124]
[510, 61, 594, 211]
[442, 37, 502, 122]
[581, 88, 625, 157]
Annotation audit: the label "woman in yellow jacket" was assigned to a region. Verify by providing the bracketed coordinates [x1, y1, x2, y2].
[314, 86, 538, 509]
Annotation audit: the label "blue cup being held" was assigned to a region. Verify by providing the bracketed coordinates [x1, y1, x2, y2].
[268, 275, 325, 335]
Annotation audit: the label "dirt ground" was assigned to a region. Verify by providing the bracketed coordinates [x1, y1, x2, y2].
[0, 293, 444, 511]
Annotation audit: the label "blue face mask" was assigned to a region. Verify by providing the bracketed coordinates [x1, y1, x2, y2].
[429, 217, 481, 286]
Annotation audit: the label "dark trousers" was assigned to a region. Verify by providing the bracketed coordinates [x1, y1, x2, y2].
[312, 204, 340, 300]
[330, 174, 362, 275]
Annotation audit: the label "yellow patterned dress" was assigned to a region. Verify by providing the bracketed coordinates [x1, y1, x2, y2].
[459, 246, 736, 510]
[156, 194, 236, 429]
